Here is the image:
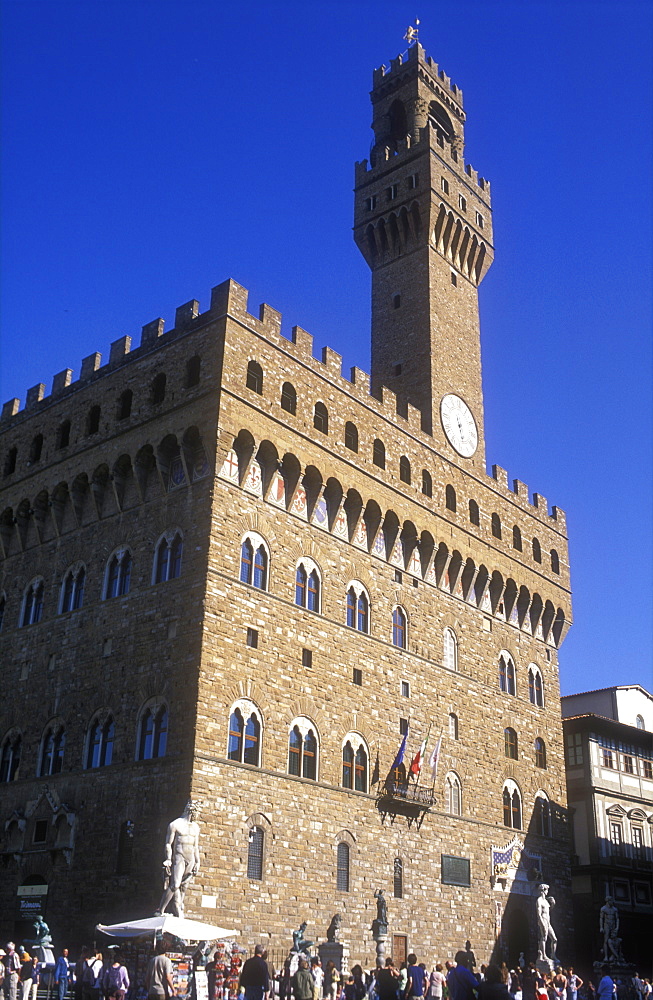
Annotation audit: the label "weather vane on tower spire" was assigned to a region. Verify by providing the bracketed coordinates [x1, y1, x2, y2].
[404, 18, 420, 46]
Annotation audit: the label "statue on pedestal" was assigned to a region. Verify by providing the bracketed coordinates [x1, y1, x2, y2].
[326, 914, 342, 943]
[535, 884, 559, 968]
[292, 922, 314, 956]
[373, 889, 388, 932]
[600, 897, 624, 963]
[156, 800, 201, 918]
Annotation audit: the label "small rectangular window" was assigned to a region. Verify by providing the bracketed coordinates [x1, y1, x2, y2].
[399, 717, 408, 735]
[386, 184, 398, 201]
[476, 211, 484, 229]
[441, 177, 449, 195]
[302, 648, 313, 669]
[459, 194, 467, 212]
[353, 668, 362, 686]
[602, 748, 614, 768]
[412, 578, 419, 588]
[33, 820, 48, 844]
[623, 755, 634, 774]
[394, 364, 402, 376]
[451, 271, 458, 286]
[246, 627, 258, 649]
[643, 760, 653, 779]
[407, 173, 419, 189]
[393, 295, 401, 310]
[401, 681, 410, 698]
[394, 569, 403, 584]
[451, 149, 459, 162]
[366, 195, 377, 211]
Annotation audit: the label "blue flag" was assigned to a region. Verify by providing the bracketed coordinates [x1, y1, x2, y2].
[391, 728, 408, 772]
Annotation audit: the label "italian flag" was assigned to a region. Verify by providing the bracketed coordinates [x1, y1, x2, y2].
[409, 737, 427, 777]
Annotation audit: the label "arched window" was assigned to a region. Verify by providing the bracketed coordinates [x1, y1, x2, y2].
[85, 716, 115, 768]
[246, 360, 263, 394]
[228, 702, 262, 766]
[392, 607, 407, 648]
[504, 727, 518, 760]
[240, 533, 269, 589]
[21, 578, 45, 626]
[449, 713, 459, 740]
[393, 857, 404, 898]
[87, 405, 101, 435]
[5, 446, 18, 474]
[280, 381, 297, 414]
[186, 356, 201, 388]
[532, 538, 542, 563]
[636, 715, 645, 731]
[313, 402, 329, 433]
[295, 559, 320, 612]
[57, 420, 71, 448]
[445, 772, 462, 815]
[60, 565, 85, 613]
[30, 434, 44, 463]
[105, 549, 132, 598]
[535, 738, 547, 769]
[550, 549, 560, 574]
[288, 718, 318, 780]
[445, 485, 457, 512]
[399, 456, 411, 484]
[118, 390, 132, 420]
[0, 733, 21, 782]
[499, 653, 516, 695]
[346, 583, 369, 633]
[373, 439, 386, 469]
[443, 627, 457, 671]
[535, 792, 551, 836]
[512, 526, 522, 551]
[492, 513, 502, 539]
[342, 734, 368, 792]
[137, 704, 168, 760]
[469, 498, 480, 525]
[247, 826, 264, 880]
[154, 532, 183, 583]
[421, 469, 432, 497]
[528, 666, 544, 707]
[39, 726, 65, 776]
[151, 373, 167, 404]
[337, 841, 350, 892]
[502, 780, 522, 829]
[345, 422, 359, 452]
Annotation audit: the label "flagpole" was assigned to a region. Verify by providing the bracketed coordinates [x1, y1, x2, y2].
[430, 730, 444, 793]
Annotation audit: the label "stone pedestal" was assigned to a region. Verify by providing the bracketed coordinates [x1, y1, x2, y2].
[536, 959, 554, 977]
[319, 941, 349, 976]
[372, 921, 388, 968]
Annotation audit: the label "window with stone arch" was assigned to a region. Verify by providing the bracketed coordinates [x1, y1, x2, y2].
[449, 712, 459, 740]
[227, 699, 262, 767]
[342, 733, 369, 793]
[313, 401, 329, 434]
[372, 438, 386, 469]
[288, 716, 319, 780]
[492, 513, 502, 539]
[499, 651, 516, 696]
[636, 714, 645, 731]
[550, 549, 560, 574]
[85, 713, 115, 769]
[346, 581, 370, 633]
[535, 791, 551, 836]
[240, 532, 269, 590]
[280, 381, 297, 414]
[469, 498, 480, 526]
[399, 456, 411, 484]
[421, 469, 432, 497]
[60, 563, 86, 613]
[504, 727, 518, 760]
[336, 837, 351, 893]
[444, 771, 462, 815]
[445, 484, 457, 512]
[535, 737, 547, 769]
[38, 723, 65, 777]
[512, 525, 522, 551]
[246, 360, 263, 394]
[247, 825, 265, 880]
[104, 547, 133, 599]
[502, 779, 522, 829]
[153, 530, 183, 584]
[532, 537, 542, 563]
[392, 606, 407, 648]
[21, 577, 45, 627]
[0, 730, 21, 782]
[528, 665, 544, 707]
[443, 627, 458, 671]
[136, 700, 168, 761]
[295, 557, 321, 613]
[345, 421, 359, 452]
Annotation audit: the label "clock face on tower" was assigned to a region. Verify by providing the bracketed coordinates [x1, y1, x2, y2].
[440, 394, 478, 458]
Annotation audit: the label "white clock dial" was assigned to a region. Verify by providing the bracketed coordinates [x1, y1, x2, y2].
[440, 394, 478, 458]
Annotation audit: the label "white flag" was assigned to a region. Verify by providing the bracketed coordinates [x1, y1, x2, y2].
[429, 736, 442, 779]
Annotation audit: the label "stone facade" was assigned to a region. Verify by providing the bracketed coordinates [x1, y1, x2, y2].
[1, 43, 573, 967]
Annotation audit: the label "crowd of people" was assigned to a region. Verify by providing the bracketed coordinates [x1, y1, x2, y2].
[0, 943, 131, 1000]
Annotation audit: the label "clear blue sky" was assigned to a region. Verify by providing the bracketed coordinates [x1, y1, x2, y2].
[1, 0, 651, 697]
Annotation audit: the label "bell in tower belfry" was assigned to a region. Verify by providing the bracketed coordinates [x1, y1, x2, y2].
[354, 42, 493, 469]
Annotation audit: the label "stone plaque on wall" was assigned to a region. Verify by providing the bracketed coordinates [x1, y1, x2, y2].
[441, 854, 471, 887]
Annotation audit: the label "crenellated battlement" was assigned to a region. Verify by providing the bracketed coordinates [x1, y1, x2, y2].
[373, 42, 464, 110]
[0, 277, 565, 530]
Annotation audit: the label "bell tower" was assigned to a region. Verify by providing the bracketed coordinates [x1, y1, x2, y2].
[354, 42, 493, 471]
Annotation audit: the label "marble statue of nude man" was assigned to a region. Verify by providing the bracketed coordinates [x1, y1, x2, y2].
[156, 800, 201, 918]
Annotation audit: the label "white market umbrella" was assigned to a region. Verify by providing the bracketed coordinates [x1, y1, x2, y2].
[96, 914, 239, 941]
